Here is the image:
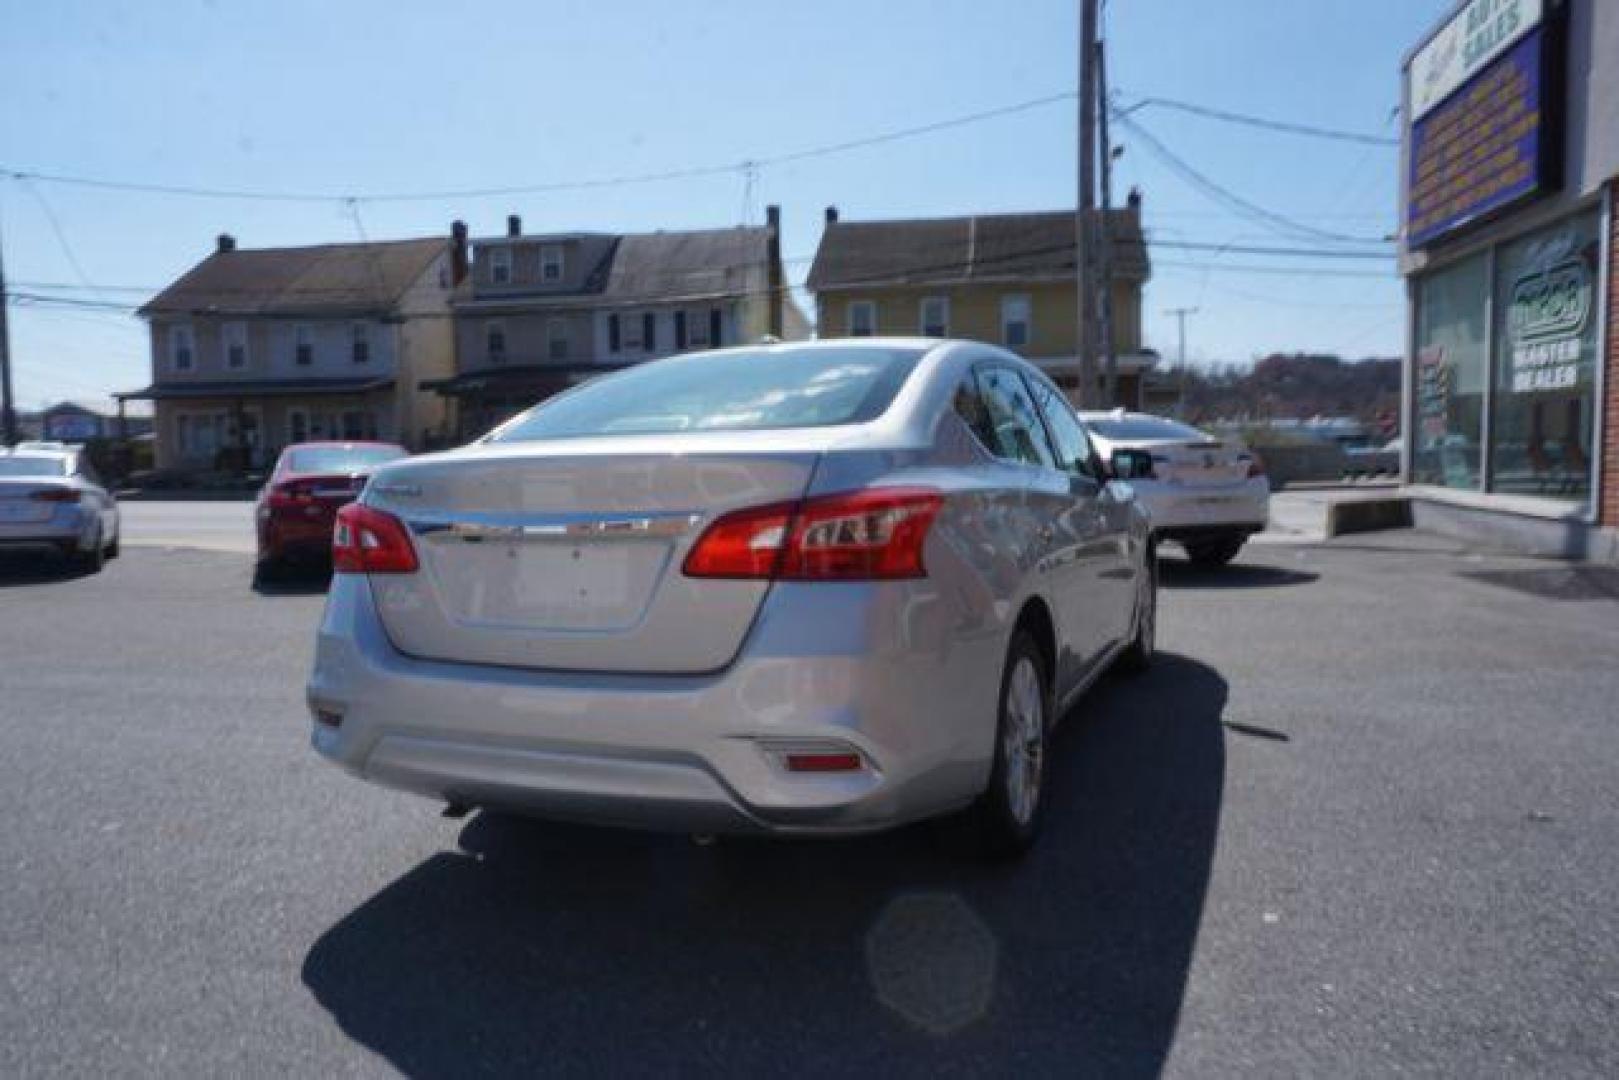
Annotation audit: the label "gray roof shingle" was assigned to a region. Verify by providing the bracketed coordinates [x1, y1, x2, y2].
[139, 238, 446, 318]
[806, 208, 1148, 291]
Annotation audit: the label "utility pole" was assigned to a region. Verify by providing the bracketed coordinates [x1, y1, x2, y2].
[1095, 34, 1118, 406]
[0, 206, 16, 447]
[1165, 306, 1198, 417]
[1075, 0, 1099, 408]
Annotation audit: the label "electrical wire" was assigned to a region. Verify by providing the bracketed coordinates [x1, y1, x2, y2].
[1114, 94, 1398, 147]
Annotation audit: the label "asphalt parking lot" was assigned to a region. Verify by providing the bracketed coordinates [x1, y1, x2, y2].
[2, 527, 1617, 1077]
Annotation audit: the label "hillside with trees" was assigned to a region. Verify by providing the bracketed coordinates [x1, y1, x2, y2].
[1161, 353, 1401, 435]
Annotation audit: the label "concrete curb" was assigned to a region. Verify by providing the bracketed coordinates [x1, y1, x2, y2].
[1325, 497, 1413, 538]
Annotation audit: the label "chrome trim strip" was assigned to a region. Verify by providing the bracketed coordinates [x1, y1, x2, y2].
[411, 512, 704, 543]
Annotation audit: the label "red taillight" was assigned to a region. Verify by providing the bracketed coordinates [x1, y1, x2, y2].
[332, 503, 418, 574]
[267, 481, 315, 510]
[683, 487, 942, 581]
[30, 488, 81, 503]
[1246, 453, 1266, 479]
[784, 752, 864, 773]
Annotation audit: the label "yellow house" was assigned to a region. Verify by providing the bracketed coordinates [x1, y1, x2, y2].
[807, 198, 1153, 406]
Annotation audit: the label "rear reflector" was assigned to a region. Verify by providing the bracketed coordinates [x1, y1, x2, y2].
[683, 487, 942, 581]
[784, 752, 864, 773]
[333, 503, 418, 574]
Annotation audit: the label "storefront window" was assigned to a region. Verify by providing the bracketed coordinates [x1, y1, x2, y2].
[1412, 254, 1488, 489]
[1489, 211, 1600, 502]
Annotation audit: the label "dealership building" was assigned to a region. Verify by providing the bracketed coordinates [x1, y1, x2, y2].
[1400, 0, 1618, 558]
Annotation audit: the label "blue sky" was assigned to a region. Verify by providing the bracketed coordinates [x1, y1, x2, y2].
[0, 0, 1450, 409]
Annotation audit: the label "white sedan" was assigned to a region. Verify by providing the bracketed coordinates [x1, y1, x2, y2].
[1079, 411, 1269, 567]
[0, 443, 121, 572]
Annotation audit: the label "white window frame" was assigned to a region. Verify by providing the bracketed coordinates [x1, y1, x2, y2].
[546, 317, 569, 361]
[489, 246, 512, 285]
[847, 300, 876, 337]
[293, 324, 314, 367]
[540, 245, 564, 283]
[485, 319, 507, 363]
[350, 322, 371, 364]
[169, 324, 195, 373]
[920, 296, 950, 337]
[1001, 294, 1032, 348]
[223, 321, 249, 370]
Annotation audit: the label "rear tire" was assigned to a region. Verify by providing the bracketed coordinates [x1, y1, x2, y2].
[966, 630, 1051, 859]
[105, 532, 120, 559]
[1185, 535, 1244, 568]
[75, 530, 106, 574]
[253, 559, 282, 587]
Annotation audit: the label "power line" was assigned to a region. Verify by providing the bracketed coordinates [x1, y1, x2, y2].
[1152, 258, 1394, 279]
[1, 91, 1081, 206]
[1115, 94, 1398, 147]
[1114, 112, 1392, 246]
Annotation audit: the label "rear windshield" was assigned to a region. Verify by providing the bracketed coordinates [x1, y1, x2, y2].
[285, 446, 406, 473]
[489, 346, 926, 442]
[0, 456, 68, 477]
[1083, 416, 1209, 442]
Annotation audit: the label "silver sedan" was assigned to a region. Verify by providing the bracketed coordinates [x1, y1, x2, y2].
[0, 443, 121, 572]
[307, 339, 1156, 855]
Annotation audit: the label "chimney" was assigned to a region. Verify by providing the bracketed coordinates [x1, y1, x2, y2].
[450, 220, 469, 286]
[216, 233, 236, 253]
[507, 214, 522, 237]
[1127, 186, 1142, 211]
[824, 205, 839, 225]
[765, 205, 783, 339]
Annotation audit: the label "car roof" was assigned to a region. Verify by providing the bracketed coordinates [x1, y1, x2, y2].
[281, 440, 403, 450]
[1, 444, 73, 459]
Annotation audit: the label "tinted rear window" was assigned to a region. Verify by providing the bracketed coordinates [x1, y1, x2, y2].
[490, 346, 926, 442]
[1083, 416, 1209, 442]
[0, 456, 68, 477]
[286, 446, 406, 473]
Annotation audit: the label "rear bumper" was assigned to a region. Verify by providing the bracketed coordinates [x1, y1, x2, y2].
[260, 512, 336, 562]
[1137, 478, 1270, 533]
[307, 574, 1002, 835]
[0, 508, 98, 550]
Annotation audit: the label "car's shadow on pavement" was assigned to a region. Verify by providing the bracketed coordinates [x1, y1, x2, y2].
[301, 652, 1228, 1077]
[251, 566, 332, 596]
[1159, 555, 1319, 590]
[0, 550, 94, 587]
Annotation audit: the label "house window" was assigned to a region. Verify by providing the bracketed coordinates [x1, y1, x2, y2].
[490, 247, 512, 285]
[287, 408, 310, 444]
[642, 313, 656, 353]
[341, 410, 371, 440]
[294, 324, 314, 367]
[486, 320, 507, 363]
[687, 309, 709, 347]
[622, 312, 644, 351]
[675, 310, 688, 349]
[708, 308, 723, 348]
[170, 324, 195, 372]
[920, 297, 949, 338]
[1001, 295, 1031, 348]
[224, 322, 249, 369]
[848, 300, 876, 337]
[547, 318, 568, 361]
[350, 323, 371, 363]
[540, 245, 564, 283]
[608, 313, 621, 353]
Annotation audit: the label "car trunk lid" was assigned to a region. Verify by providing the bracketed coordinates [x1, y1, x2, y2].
[1144, 440, 1253, 487]
[363, 443, 822, 674]
[0, 480, 73, 524]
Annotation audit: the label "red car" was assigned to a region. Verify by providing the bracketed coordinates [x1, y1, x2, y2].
[255, 441, 408, 580]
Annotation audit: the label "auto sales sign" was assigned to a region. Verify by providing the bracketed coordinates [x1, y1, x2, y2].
[1405, 0, 1560, 248]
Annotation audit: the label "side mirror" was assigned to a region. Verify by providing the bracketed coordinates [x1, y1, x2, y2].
[1109, 448, 1155, 481]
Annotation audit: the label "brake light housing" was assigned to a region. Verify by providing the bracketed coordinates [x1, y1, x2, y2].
[332, 503, 418, 573]
[30, 488, 81, 504]
[1245, 453, 1266, 479]
[683, 487, 942, 581]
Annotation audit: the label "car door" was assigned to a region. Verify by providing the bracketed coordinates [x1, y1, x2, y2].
[1027, 378, 1137, 651]
[969, 364, 1104, 699]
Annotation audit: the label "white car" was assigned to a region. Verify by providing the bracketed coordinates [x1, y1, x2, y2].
[1078, 411, 1268, 567]
[0, 443, 121, 572]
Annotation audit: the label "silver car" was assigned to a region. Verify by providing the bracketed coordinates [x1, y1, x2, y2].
[308, 340, 1155, 854]
[0, 443, 121, 572]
